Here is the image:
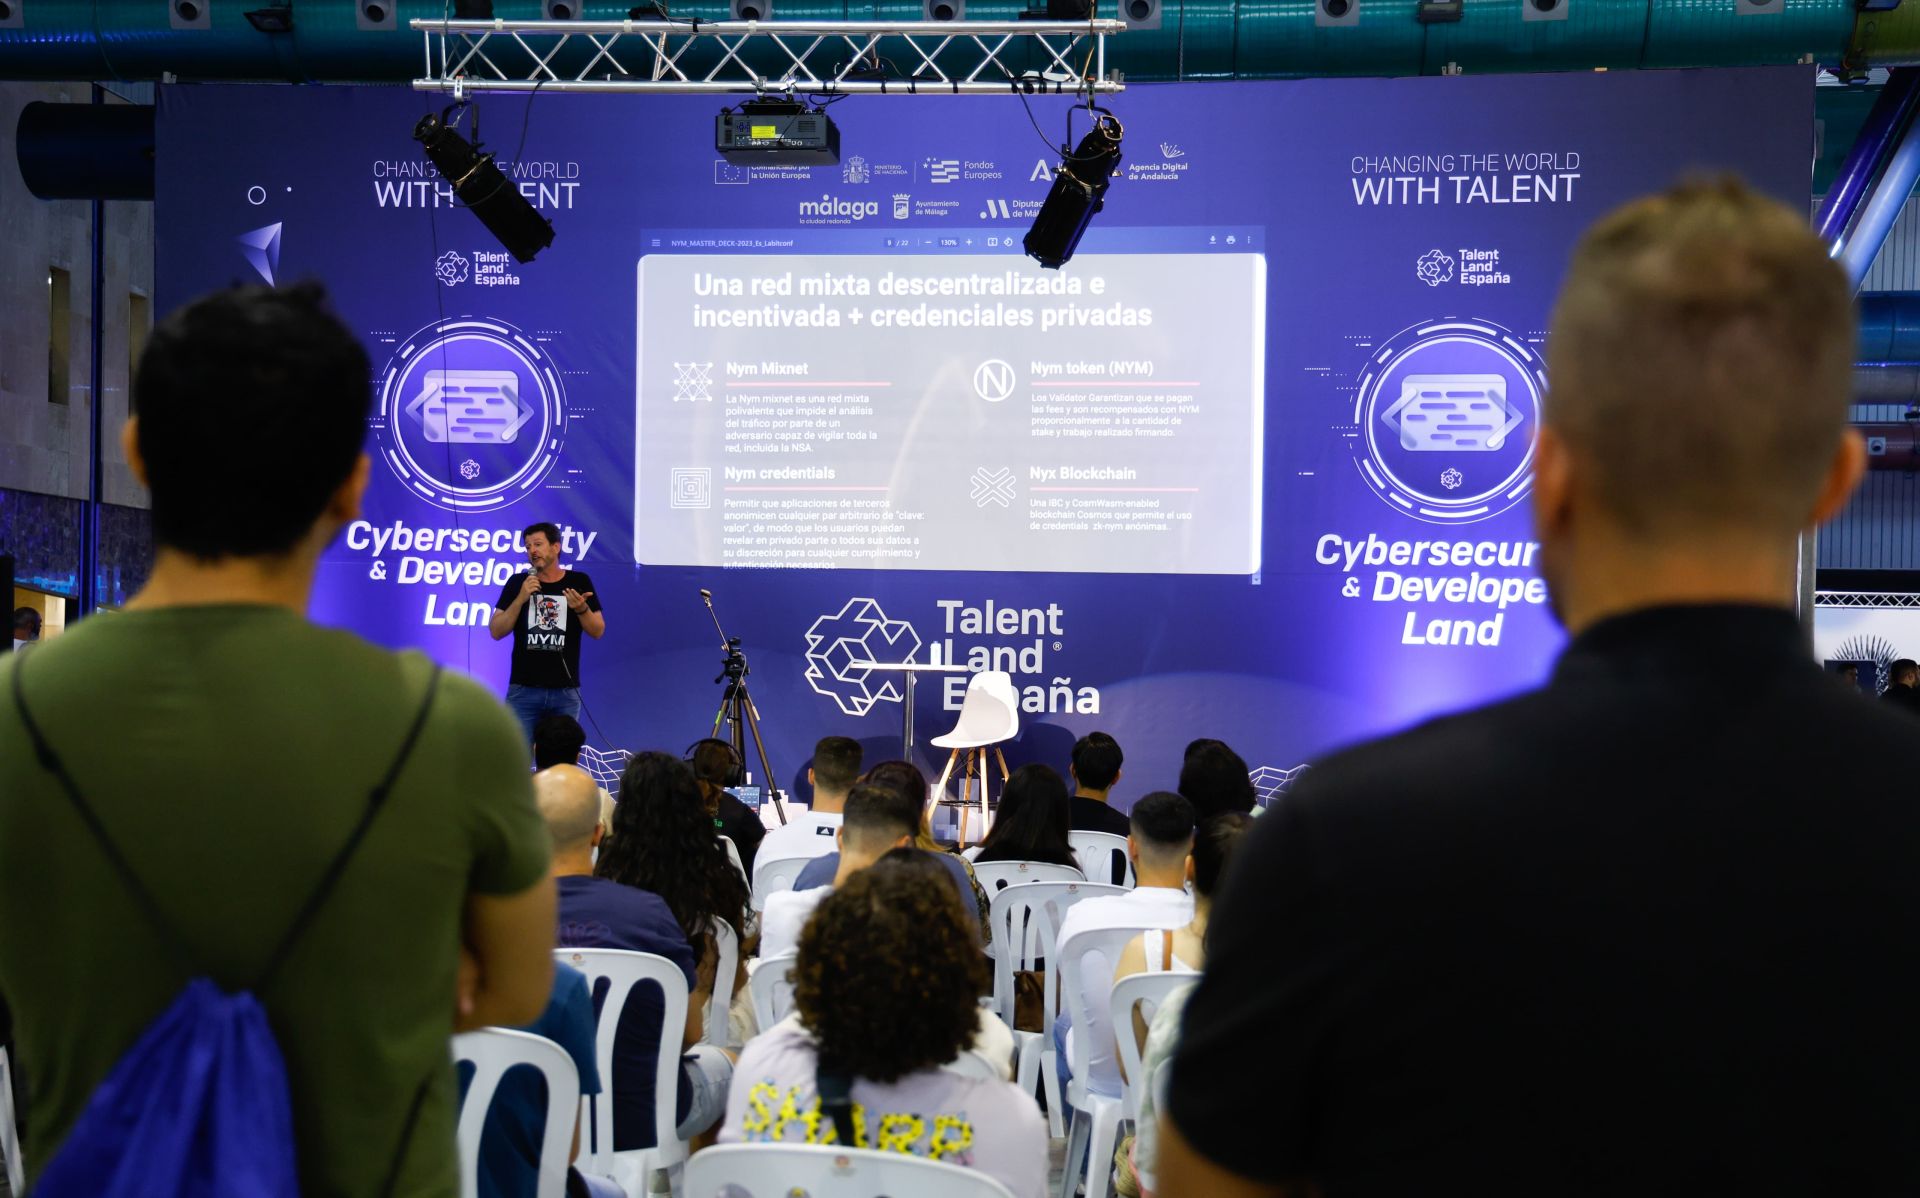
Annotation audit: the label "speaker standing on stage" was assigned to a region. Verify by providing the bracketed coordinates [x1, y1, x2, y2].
[490, 520, 605, 744]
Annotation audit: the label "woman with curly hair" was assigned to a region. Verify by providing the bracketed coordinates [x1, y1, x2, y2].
[591, 751, 751, 1151]
[721, 852, 1047, 1196]
[597, 751, 750, 947]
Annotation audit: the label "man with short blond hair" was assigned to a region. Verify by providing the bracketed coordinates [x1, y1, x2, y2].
[1165, 179, 1920, 1195]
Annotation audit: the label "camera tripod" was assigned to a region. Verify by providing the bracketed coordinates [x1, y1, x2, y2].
[701, 588, 787, 826]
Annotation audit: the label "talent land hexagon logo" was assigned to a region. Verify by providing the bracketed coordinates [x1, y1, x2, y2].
[435, 251, 470, 287]
[804, 598, 922, 716]
[1416, 249, 1455, 287]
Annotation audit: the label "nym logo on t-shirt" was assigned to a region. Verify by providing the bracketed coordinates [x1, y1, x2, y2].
[526, 632, 567, 651]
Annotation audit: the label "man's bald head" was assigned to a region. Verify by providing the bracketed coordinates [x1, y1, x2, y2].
[535, 764, 602, 854]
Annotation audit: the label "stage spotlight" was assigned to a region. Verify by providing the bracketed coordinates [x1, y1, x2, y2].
[413, 106, 555, 263]
[1024, 112, 1123, 270]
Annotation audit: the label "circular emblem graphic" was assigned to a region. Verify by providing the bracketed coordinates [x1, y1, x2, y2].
[1348, 318, 1545, 524]
[373, 316, 566, 512]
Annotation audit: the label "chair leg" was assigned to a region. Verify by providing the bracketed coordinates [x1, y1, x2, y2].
[958, 764, 974, 849]
[1058, 1106, 1092, 1198]
[1086, 1101, 1123, 1198]
[980, 748, 995, 838]
[1040, 1047, 1066, 1139]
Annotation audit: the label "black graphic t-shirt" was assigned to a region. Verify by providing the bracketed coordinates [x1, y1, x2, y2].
[496, 569, 601, 689]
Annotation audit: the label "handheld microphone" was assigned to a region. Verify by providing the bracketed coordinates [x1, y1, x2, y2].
[699, 588, 713, 601]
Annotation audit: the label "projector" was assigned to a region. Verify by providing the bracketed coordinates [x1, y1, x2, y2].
[716, 101, 840, 165]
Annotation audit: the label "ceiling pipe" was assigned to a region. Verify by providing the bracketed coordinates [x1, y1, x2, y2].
[1855, 421, 1920, 469]
[1816, 68, 1920, 251]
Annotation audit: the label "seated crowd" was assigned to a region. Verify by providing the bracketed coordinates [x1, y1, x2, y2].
[8, 177, 1920, 1198]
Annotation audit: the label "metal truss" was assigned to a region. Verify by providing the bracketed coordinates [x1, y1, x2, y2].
[1815, 591, 1920, 608]
[411, 16, 1126, 97]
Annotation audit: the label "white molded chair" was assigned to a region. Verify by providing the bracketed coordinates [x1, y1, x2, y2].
[701, 916, 739, 1048]
[985, 880, 1126, 1139]
[929, 670, 1019, 848]
[1069, 830, 1135, 889]
[1110, 971, 1198, 1124]
[718, 835, 746, 888]
[749, 952, 800, 1031]
[453, 1028, 581, 1198]
[970, 858, 1085, 896]
[557, 947, 690, 1197]
[685, 1143, 1017, 1198]
[750, 853, 817, 912]
[1, 1045, 22, 1198]
[1056, 925, 1161, 1198]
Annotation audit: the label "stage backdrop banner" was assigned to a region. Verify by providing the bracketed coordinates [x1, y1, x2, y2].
[156, 67, 1811, 804]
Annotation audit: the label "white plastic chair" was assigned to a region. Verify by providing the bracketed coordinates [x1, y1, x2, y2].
[750, 852, 817, 912]
[718, 835, 746, 887]
[929, 670, 1019, 847]
[557, 947, 690, 1197]
[701, 916, 739, 1048]
[1, 1045, 22, 1198]
[685, 1143, 1017, 1198]
[1069, 830, 1135, 889]
[970, 858, 1085, 896]
[453, 1028, 581, 1198]
[1056, 925, 1160, 1198]
[1110, 971, 1197, 1124]
[985, 880, 1126, 1139]
[748, 952, 800, 1030]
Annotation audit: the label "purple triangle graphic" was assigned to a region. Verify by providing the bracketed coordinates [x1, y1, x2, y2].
[236, 223, 282, 285]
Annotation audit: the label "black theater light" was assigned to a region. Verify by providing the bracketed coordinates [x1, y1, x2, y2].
[1024, 112, 1123, 270]
[413, 105, 556, 263]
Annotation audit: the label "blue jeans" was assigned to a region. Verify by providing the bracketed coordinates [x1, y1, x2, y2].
[506, 684, 582, 748]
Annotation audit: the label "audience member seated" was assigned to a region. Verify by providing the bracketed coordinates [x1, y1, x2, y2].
[0, 283, 555, 1197]
[1109, 813, 1253, 1198]
[721, 853, 1048, 1197]
[587, 754, 745, 1152]
[1177, 740, 1258, 819]
[688, 738, 766, 877]
[463, 961, 621, 1198]
[792, 759, 991, 942]
[972, 763, 1079, 868]
[760, 781, 916, 959]
[756, 735, 860, 865]
[1069, 731, 1131, 838]
[1053, 791, 1196, 1107]
[534, 714, 614, 837]
[11, 607, 39, 653]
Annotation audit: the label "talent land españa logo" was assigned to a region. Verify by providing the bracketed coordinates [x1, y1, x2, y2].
[1346, 317, 1545, 525]
[435, 251, 470, 286]
[372, 316, 567, 513]
[1416, 249, 1455, 287]
[804, 598, 922, 716]
[804, 597, 1101, 717]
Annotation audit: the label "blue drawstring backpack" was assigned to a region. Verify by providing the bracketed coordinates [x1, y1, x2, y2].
[10, 658, 442, 1198]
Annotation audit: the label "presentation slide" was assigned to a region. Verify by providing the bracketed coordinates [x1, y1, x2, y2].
[634, 230, 1265, 574]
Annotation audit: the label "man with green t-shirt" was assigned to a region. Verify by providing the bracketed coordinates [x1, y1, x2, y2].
[0, 283, 556, 1196]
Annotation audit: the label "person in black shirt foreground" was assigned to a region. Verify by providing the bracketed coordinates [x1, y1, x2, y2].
[490, 520, 604, 745]
[1163, 179, 1920, 1196]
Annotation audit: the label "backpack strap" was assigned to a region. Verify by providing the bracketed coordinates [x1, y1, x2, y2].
[10, 656, 199, 975]
[254, 664, 442, 992]
[10, 655, 442, 992]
